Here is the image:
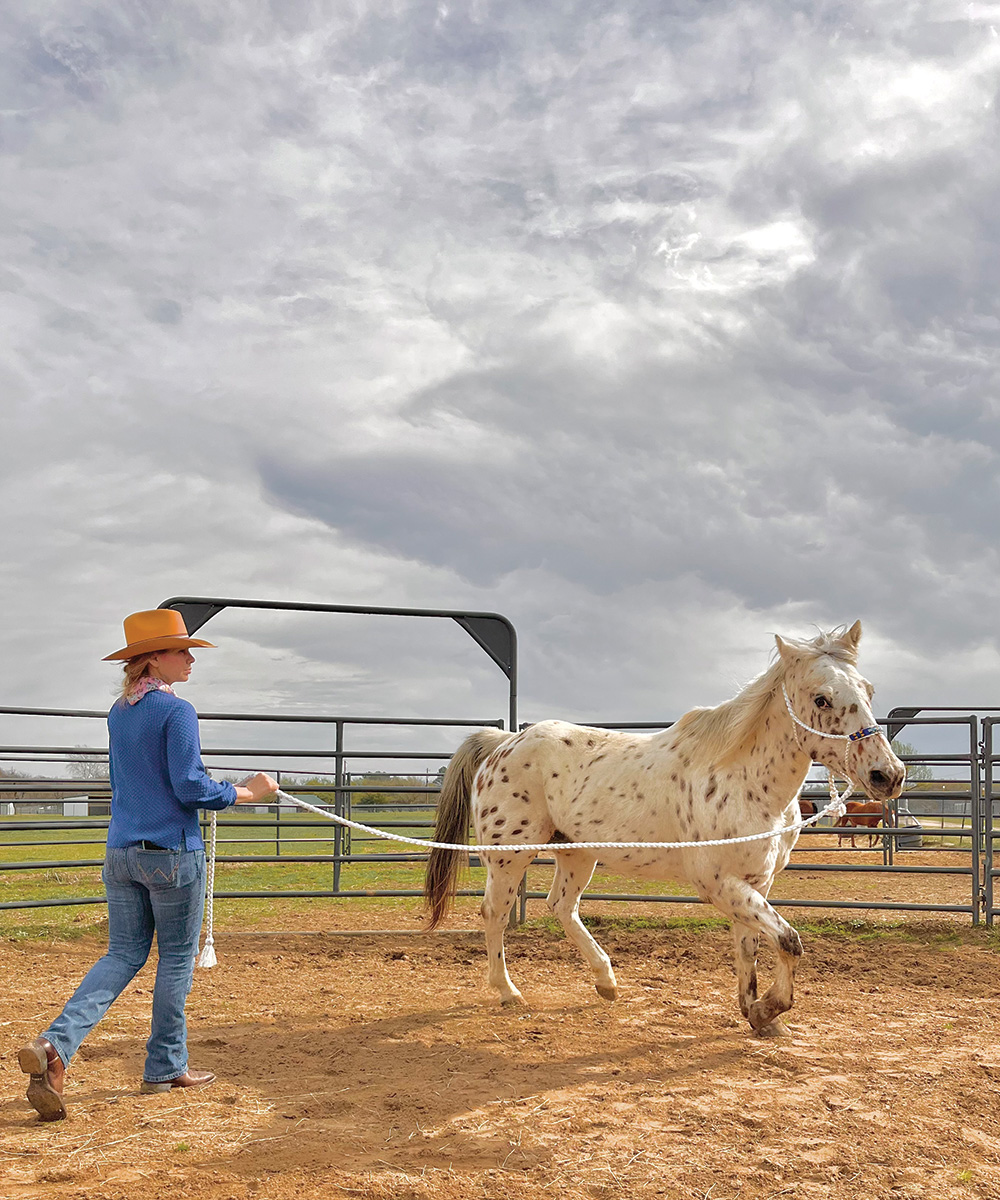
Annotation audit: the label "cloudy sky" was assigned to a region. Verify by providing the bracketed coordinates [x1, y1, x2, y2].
[4, 0, 1000, 766]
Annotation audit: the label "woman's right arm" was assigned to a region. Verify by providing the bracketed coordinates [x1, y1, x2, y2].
[164, 701, 239, 810]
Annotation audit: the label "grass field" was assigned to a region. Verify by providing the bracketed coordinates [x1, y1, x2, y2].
[0, 809, 700, 940]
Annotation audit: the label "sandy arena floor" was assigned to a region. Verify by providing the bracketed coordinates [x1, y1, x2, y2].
[2, 883, 1000, 1200]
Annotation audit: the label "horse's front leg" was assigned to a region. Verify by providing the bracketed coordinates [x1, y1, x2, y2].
[481, 850, 535, 1005]
[732, 921, 760, 1020]
[711, 877, 802, 1033]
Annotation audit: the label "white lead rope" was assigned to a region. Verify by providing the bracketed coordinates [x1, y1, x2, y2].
[269, 787, 850, 854]
[196, 785, 850, 969]
[196, 811, 218, 968]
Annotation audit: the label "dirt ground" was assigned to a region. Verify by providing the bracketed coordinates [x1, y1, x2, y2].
[3, 851, 1000, 1200]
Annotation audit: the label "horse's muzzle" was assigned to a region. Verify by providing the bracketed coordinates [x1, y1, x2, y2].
[866, 765, 905, 800]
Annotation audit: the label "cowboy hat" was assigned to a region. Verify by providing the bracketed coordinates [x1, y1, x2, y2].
[103, 610, 216, 661]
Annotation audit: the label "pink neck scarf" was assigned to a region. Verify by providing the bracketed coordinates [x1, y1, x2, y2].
[125, 676, 175, 706]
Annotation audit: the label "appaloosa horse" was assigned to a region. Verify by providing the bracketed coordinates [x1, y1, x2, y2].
[425, 622, 905, 1033]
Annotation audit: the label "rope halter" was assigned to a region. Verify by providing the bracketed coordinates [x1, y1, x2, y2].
[781, 682, 883, 816]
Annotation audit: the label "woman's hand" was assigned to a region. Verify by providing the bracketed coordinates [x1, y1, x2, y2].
[234, 773, 280, 805]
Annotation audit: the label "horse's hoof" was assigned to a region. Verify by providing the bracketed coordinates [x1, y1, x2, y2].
[596, 984, 618, 1002]
[500, 994, 525, 1008]
[753, 1018, 792, 1038]
[748, 1000, 783, 1032]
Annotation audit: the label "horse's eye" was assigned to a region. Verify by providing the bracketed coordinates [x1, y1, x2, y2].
[814, 695, 832, 709]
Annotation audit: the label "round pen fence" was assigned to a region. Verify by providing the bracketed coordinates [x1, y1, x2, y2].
[1, 703, 997, 926]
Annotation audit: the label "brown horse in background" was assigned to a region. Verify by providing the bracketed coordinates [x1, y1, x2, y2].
[835, 800, 888, 848]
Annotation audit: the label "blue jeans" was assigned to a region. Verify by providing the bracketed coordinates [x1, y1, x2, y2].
[42, 846, 206, 1083]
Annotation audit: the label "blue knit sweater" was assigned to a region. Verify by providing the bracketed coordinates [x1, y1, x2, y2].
[107, 689, 237, 851]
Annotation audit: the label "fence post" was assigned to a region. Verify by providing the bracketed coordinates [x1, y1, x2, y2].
[985, 719, 994, 927]
[275, 770, 283, 860]
[333, 720, 344, 894]
[971, 716, 981, 927]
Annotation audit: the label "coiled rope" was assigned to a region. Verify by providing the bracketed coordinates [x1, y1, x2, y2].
[195, 809, 218, 968]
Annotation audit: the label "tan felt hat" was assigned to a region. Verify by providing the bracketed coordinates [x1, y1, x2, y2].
[103, 610, 216, 661]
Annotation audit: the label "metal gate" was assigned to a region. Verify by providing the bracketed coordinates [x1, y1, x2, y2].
[1, 704, 997, 924]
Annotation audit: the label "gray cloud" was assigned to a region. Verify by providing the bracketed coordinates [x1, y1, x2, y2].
[3, 0, 1000, 754]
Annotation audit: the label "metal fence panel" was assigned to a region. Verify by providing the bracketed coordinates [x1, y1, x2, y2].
[0, 705, 992, 923]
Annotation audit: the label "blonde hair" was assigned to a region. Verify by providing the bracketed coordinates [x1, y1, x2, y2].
[117, 653, 158, 700]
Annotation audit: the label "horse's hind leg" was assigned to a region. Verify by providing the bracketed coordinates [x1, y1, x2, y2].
[546, 851, 617, 1001]
[481, 850, 535, 1006]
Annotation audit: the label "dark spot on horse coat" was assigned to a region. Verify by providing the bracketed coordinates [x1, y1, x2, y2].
[779, 929, 803, 957]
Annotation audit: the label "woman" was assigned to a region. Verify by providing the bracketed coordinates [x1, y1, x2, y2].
[18, 609, 278, 1121]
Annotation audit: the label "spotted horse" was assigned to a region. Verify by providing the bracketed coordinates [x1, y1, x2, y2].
[424, 622, 905, 1035]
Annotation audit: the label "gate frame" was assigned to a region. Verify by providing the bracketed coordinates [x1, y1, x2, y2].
[159, 596, 518, 733]
[159, 595, 518, 901]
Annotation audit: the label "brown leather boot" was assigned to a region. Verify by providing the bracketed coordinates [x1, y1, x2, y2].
[18, 1037, 67, 1122]
[140, 1068, 215, 1094]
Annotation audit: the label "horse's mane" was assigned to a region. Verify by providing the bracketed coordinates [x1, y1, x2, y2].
[671, 628, 859, 770]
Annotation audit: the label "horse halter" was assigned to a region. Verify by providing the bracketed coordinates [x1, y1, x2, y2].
[781, 682, 883, 810]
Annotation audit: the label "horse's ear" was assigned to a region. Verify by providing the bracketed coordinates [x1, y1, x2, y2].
[839, 620, 863, 653]
[774, 634, 800, 665]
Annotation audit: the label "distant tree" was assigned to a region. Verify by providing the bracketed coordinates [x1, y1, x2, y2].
[68, 748, 110, 781]
[891, 740, 934, 784]
[352, 773, 427, 805]
[0, 766, 30, 801]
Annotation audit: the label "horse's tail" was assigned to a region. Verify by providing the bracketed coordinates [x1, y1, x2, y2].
[424, 728, 514, 930]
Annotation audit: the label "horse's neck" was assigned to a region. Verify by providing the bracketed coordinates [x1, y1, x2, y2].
[742, 694, 813, 802]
